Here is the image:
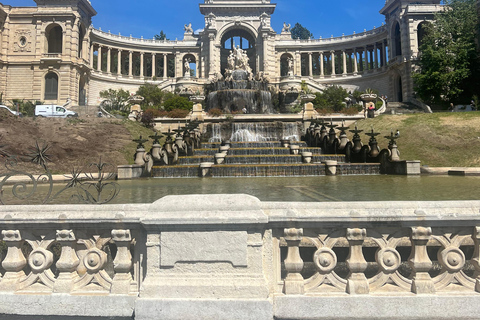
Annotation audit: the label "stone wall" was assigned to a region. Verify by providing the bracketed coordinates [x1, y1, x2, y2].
[1, 195, 480, 319]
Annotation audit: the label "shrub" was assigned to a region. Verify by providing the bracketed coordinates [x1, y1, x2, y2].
[163, 95, 193, 111]
[341, 107, 361, 116]
[313, 86, 348, 112]
[99, 88, 130, 112]
[136, 83, 172, 108]
[208, 108, 223, 117]
[167, 108, 190, 118]
[11, 99, 38, 117]
[316, 107, 333, 115]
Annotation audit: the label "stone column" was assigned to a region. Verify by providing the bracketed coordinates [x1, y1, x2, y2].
[90, 43, 95, 68]
[107, 47, 111, 73]
[128, 51, 133, 77]
[342, 50, 347, 76]
[209, 33, 215, 77]
[319, 51, 324, 78]
[117, 50, 122, 76]
[152, 53, 156, 78]
[97, 45, 102, 71]
[330, 50, 336, 76]
[263, 34, 268, 72]
[353, 49, 358, 75]
[359, 49, 363, 72]
[111, 229, 134, 294]
[295, 51, 301, 76]
[163, 54, 168, 78]
[374, 43, 379, 69]
[54, 230, 80, 293]
[140, 52, 144, 78]
[370, 48, 374, 69]
[283, 228, 304, 295]
[364, 46, 368, 70]
[308, 52, 313, 77]
[409, 227, 435, 294]
[0, 230, 26, 291]
[346, 228, 369, 294]
[382, 42, 387, 68]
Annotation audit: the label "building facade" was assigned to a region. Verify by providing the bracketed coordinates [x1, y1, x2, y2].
[0, 0, 442, 107]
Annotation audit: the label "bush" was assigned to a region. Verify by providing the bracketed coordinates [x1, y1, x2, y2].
[167, 108, 190, 118]
[208, 108, 223, 117]
[341, 107, 361, 115]
[313, 86, 348, 112]
[136, 83, 172, 108]
[315, 107, 333, 115]
[99, 88, 130, 112]
[163, 95, 193, 111]
[11, 99, 38, 117]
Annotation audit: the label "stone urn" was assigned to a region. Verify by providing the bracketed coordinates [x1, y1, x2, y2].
[360, 93, 377, 118]
[325, 160, 338, 176]
[219, 145, 230, 155]
[215, 152, 226, 164]
[199, 162, 214, 177]
[300, 94, 316, 103]
[289, 144, 300, 155]
[280, 139, 291, 148]
[301, 152, 313, 164]
[190, 95, 205, 104]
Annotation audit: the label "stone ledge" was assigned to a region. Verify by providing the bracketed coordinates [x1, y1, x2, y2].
[0, 294, 136, 318]
[273, 295, 480, 320]
[134, 298, 273, 320]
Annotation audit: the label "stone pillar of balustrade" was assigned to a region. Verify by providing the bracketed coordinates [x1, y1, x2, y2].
[53, 230, 80, 293]
[111, 229, 134, 294]
[345, 228, 369, 294]
[283, 228, 304, 295]
[409, 227, 435, 294]
[0, 230, 26, 291]
[342, 51, 347, 76]
[472, 227, 480, 292]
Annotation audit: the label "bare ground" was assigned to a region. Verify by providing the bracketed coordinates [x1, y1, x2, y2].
[0, 109, 136, 174]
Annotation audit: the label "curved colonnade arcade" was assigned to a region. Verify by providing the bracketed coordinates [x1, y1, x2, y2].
[0, 0, 443, 108]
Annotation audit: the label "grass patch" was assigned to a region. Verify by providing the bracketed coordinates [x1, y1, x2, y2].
[120, 120, 157, 164]
[354, 113, 480, 167]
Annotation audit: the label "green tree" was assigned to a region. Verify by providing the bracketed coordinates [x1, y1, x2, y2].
[99, 88, 130, 113]
[163, 95, 193, 111]
[291, 23, 313, 40]
[136, 83, 172, 108]
[313, 85, 348, 112]
[413, 0, 480, 107]
[154, 30, 168, 41]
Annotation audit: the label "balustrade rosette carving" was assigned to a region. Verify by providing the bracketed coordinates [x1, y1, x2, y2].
[280, 226, 480, 295]
[0, 228, 137, 295]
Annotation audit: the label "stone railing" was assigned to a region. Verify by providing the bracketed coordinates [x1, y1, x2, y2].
[1, 196, 480, 319]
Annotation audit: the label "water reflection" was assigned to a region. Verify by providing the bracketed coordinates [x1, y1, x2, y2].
[2, 175, 478, 205]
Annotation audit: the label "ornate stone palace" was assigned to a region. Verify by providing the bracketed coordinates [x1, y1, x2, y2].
[0, 0, 443, 107]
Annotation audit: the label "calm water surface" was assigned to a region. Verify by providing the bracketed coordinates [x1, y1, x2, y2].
[2, 175, 479, 205]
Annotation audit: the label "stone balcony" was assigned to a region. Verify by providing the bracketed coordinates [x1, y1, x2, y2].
[1, 195, 480, 319]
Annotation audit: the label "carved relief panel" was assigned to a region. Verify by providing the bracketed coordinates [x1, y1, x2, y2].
[13, 30, 32, 52]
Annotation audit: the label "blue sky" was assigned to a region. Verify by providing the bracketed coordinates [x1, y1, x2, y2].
[10, 0, 386, 40]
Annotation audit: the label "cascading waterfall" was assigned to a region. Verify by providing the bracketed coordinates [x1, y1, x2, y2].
[230, 123, 278, 142]
[209, 123, 222, 142]
[282, 123, 301, 141]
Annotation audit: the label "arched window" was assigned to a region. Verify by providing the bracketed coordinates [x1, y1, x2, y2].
[183, 54, 196, 77]
[417, 22, 430, 49]
[393, 22, 402, 57]
[46, 24, 63, 54]
[45, 73, 58, 100]
[220, 28, 256, 76]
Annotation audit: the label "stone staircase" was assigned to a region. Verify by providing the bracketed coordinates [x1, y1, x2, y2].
[151, 140, 380, 178]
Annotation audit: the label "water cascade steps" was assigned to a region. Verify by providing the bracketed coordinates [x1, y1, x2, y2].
[151, 141, 381, 178]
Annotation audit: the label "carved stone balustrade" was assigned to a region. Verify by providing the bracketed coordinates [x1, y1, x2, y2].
[0, 198, 480, 319]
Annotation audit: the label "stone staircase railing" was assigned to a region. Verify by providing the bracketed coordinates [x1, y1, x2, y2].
[1, 196, 480, 319]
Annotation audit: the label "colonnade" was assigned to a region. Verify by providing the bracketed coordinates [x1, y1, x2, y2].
[283, 40, 388, 78]
[89, 43, 200, 79]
